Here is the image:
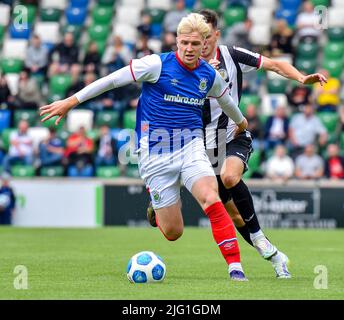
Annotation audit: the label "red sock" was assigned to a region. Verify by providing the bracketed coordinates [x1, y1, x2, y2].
[204, 201, 241, 265]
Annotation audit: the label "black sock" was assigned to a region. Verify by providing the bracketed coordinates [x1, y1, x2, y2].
[236, 225, 254, 247]
[229, 180, 261, 234]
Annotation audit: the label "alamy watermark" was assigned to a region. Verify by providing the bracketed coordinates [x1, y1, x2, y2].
[313, 265, 328, 289]
[13, 265, 28, 290]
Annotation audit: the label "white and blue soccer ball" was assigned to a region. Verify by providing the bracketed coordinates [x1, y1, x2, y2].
[126, 251, 166, 283]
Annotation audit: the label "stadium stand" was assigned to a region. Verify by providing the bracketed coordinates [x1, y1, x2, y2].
[0, 0, 342, 180]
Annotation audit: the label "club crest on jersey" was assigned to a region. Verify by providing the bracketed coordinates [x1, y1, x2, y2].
[218, 68, 228, 81]
[199, 78, 208, 93]
[151, 190, 161, 203]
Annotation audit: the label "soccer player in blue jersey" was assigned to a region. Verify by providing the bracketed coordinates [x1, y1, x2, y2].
[40, 13, 250, 281]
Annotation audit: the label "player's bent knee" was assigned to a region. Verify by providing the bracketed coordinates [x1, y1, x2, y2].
[221, 173, 241, 189]
[164, 227, 183, 241]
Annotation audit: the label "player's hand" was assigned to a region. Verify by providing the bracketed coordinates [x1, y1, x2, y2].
[40, 96, 78, 125]
[302, 73, 327, 86]
[234, 118, 248, 137]
[209, 59, 220, 69]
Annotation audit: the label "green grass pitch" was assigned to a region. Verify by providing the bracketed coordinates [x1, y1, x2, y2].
[0, 227, 343, 300]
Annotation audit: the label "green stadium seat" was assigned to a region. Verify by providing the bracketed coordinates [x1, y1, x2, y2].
[296, 42, 318, 59]
[40, 8, 61, 22]
[87, 128, 99, 142]
[0, 25, 5, 45]
[12, 5, 36, 24]
[324, 42, 344, 60]
[41, 166, 64, 177]
[0, 58, 23, 74]
[88, 24, 109, 41]
[12, 165, 35, 178]
[14, 110, 38, 127]
[322, 59, 344, 78]
[40, 115, 66, 131]
[47, 93, 65, 104]
[146, 8, 166, 24]
[126, 165, 140, 178]
[98, 0, 115, 6]
[84, 40, 107, 57]
[62, 25, 83, 42]
[317, 112, 339, 133]
[92, 6, 113, 25]
[295, 58, 317, 74]
[267, 78, 288, 94]
[259, 114, 269, 126]
[56, 129, 70, 144]
[247, 150, 261, 172]
[95, 111, 119, 128]
[223, 7, 246, 27]
[310, 0, 329, 6]
[340, 133, 344, 149]
[240, 94, 260, 114]
[96, 166, 121, 178]
[123, 110, 136, 130]
[328, 27, 344, 42]
[49, 74, 72, 95]
[200, 0, 222, 10]
[1, 128, 16, 152]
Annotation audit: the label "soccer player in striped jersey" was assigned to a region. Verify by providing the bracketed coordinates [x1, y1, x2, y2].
[40, 13, 250, 281]
[199, 9, 327, 279]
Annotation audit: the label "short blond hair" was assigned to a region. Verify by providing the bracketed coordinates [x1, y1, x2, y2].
[177, 13, 210, 39]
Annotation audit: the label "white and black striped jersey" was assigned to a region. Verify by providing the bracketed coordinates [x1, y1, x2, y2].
[203, 45, 263, 149]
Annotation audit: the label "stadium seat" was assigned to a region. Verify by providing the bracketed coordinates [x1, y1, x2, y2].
[240, 94, 260, 114]
[123, 0, 145, 8]
[200, 0, 222, 10]
[0, 58, 23, 74]
[248, 25, 271, 45]
[248, 7, 273, 25]
[49, 74, 72, 95]
[116, 6, 141, 27]
[123, 110, 136, 130]
[295, 58, 317, 74]
[223, 7, 246, 27]
[92, 6, 113, 25]
[28, 127, 50, 150]
[113, 23, 138, 45]
[66, 109, 94, 132]
[247, 150, 261, 173]
[95, 111, 120, 128]
[88, 24, 109, 41]
[96, 166, 121, 178]
[322, 59, 344, 78]
[332, 0, 344, 7]
[151, 23, 162, 38]
[280, 0, 301, 10]
[0, 4, 11, 26]
[147, 0, 172, 11]
[324, 42, 344, 60]
[0, 25, 5, 44]
[296, 42, 319, 59]
[14, 110, 38, 127]
[317, 112, 339, 133]
[65, 6, 87, 26]
[11, 165, 35, 178]
[41, 0, 68, 10]
[148, 38, 162, 52]
[328, 27, 344, 42]
[12, 5, 36, 25]
[47, 93, 65, 104]
[340, 133, 344, 149]
[62, 24, 82, 42]
[98, 0, 115, 6]
[261, 94, 288, 115]
[267, 78, 288, 94]
[275, 8, 298, 26]
[126, 165, 140, 178]
[146, 8, 166, 24]
[4, 73, 20, 95]
[1, 128, 15, 151]
[56, 130, 70, 144]
[328, 8, 344, 27]
[252, 0, 277, 8]
[185, 0, 197, 9]
[0, 110, 11, 133]
[84, 39, 107, 57]
[71, 0, 89, 8]
[9, 23, 31, 39]
[40, 115, 65, 131]
[41, 166, 64, 177]
[310, 0, 329, 6]
[40, 8, 61, 22]
[86, 128, 99, 142]
[34, 22, 60, 45]
[2, 39, 28, 60]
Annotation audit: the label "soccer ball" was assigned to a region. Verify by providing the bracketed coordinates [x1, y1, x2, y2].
[126, 251, 166, 283]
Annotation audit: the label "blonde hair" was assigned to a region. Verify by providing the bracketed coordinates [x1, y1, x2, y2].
[177, 13, 210, 39]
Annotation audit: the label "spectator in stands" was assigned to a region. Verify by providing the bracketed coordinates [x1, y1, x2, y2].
[135, 34, 154, 59]
[265, 144, 295, 182]
[264, 105, 289, 150]
[268, 19, 294, 57]
[38, 127, 64, 170]
[48, 32, 80, 76]
[102, 35, 133, 66]
[324, 143, 344, 180]
[65, 126, 94, 177]
[245, 104, 263, 150]
[295, 144, 324, 180]
[224, 18, 253, 50]
[313, 69, 340, 112]
[0, 75, 13, 108]
[137, 13, 152, 37]
[14, 69, 42, 109]
[95, 125, 118, 167]
[25, 34, 49, 76]
[295, 1, 320, 43]
[83, 42, 101, 76]
[0, 172, 16, 225]
[161, 32, 177, 53]
[289, 103, 328, 158]
[287, 83, 312, 112]
[2, 120, 33, 173]
[163, 0, 188, 33]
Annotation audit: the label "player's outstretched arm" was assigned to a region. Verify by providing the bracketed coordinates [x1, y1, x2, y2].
[262, 56, 327, 86]
[40, 66, 134, 125]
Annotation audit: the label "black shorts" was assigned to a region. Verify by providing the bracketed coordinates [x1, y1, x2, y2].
[215, 132, 253, 204]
